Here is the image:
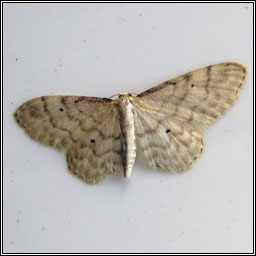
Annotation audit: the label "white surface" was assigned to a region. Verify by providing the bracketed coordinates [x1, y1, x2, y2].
[3, 3, 253, 253]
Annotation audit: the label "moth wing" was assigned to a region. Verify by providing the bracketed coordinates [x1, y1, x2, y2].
[133, 101, 204, 172]
[133, 62, 247, 172]
[137, 62, 247, 125]
[14, 96, 123, 184]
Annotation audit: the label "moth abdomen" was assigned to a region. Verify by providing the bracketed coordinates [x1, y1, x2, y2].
[116, 94, 136, 179]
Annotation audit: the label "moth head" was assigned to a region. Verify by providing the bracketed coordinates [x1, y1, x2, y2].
[119, 93, 137, 100]
[119, 93, 130, 98]
[117, 93, 132, 103]
[110, 93, 135, 100]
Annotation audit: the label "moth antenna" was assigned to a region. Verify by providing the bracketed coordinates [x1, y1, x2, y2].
[109, 94, 121, 99]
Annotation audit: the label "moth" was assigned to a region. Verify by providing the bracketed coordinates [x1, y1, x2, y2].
[14, 62, 247, 184]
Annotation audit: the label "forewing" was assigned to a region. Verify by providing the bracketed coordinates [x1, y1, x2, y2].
[14, 96, 123, 184]
[137, 62, 247, 125]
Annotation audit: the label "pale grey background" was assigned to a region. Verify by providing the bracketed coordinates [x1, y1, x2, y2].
[3, 3, 253, 253]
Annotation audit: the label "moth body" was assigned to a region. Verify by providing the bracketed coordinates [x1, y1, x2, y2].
[116, 94, 136, 179]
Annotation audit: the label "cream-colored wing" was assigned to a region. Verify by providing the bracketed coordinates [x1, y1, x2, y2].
[133, 100, 204, 172]
[137, 62, 247, 125]
[133, 62, 247, 172]
[14, 96, 123, 184]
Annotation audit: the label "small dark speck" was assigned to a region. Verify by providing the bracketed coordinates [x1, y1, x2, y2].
[59, 108, 64, 112]
[166, 129, 171, 134]
[15, 58, 18, 61]
[91, 139, 96, 143]
[59, 64, 63, 67]
[191, 84, 195, 88]
[244, 145, 250, 152]
[16, 219, 20, 223]
[41, 227, 45, 230]
[140, 13, 142, 17]
[10, 241, 14, 245]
